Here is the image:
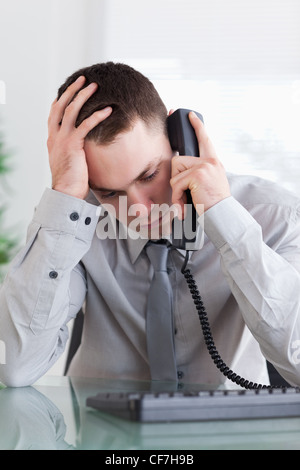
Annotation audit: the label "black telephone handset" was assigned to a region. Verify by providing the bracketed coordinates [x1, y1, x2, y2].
[167, 108, 204, 250]
[168, 110, 282, 390]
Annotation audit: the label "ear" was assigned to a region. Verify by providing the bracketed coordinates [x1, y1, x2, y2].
[168, 109, 175, 116]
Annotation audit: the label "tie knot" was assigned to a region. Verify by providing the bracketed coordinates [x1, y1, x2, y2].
[146, 241, 169, 272]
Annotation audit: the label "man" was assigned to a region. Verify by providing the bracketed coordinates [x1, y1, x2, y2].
[1, 62, 300, 388]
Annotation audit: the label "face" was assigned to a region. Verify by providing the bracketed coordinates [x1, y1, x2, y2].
[85, 119, 175, 239]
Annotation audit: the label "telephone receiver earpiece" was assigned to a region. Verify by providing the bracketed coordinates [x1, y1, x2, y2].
[167, 108, 203, 157]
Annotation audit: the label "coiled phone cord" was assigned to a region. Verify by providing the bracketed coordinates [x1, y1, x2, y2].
[181, 251, 285, 390]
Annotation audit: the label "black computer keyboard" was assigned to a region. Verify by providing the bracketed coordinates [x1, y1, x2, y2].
[86, 387, 300, 422]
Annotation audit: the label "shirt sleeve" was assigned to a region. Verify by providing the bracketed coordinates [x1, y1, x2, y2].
[0, 188, 99, 387]
[202, 195, 300, 386]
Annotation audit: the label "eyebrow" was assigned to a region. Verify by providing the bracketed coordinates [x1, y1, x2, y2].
[89, 156, 162, 193]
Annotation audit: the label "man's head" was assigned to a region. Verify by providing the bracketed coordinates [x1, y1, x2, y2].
[58, 62, 176, 239]
[57, 61, 168, 145]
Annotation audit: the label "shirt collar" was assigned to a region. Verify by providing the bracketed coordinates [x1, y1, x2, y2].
[126, 222, 204, 264]
[127, 234, 149, 264]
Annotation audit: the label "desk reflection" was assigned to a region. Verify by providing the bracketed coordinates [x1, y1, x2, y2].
[0, 377, 186, 450]
[0, 385, 74, 450]
[1, 377, 300, 450]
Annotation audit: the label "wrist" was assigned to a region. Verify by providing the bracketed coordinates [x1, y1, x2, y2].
[52, 182, 88, 200]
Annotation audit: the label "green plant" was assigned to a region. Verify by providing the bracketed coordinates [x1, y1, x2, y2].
[0, 130, 17, 281]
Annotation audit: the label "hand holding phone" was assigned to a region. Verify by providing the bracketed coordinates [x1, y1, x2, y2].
[167, 109, 230, 250]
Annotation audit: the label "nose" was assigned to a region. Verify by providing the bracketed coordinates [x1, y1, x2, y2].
[127, 189, 153, 220]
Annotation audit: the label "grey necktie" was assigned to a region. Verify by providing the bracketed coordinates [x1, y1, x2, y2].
[145, 241, 177, 381]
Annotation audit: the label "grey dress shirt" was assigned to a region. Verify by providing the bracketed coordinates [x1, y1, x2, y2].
[1, 173, 300, 388]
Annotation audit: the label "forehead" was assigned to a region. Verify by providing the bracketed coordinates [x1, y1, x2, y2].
[85, 120, 171, 187]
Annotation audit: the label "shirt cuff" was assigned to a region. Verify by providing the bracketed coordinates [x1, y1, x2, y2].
[32, 188, 99, 242]
[202, 196, 258, 250]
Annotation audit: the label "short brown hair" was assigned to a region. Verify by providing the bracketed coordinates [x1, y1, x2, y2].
[57, 62, 168, 144]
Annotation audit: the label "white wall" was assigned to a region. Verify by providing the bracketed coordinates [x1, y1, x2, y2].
[0, 0, 109, 241]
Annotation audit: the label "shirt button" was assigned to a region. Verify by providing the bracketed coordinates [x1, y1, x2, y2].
[49, 270, 58, 279]
[85, 217, 91, 225]
[70, 212, 79, 221]
[177, 370, 184, 380]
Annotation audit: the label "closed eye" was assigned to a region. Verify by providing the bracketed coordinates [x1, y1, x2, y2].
[140, 168, 160, 183]
[96, 190, 118, 200]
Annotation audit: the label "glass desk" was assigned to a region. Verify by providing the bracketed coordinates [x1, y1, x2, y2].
[1, 375, 300, 450]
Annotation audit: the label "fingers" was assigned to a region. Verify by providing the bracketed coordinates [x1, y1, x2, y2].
[60, 82, 99, 132]
[57, 75, 86, 110]
[188, 111, 217, 160]
[170, 160, 197, 212]
[170, 115, 230, 213]
[48, 76, 113, 141]
[77, 106, 113, 138]
[48, 76, 86, 133]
